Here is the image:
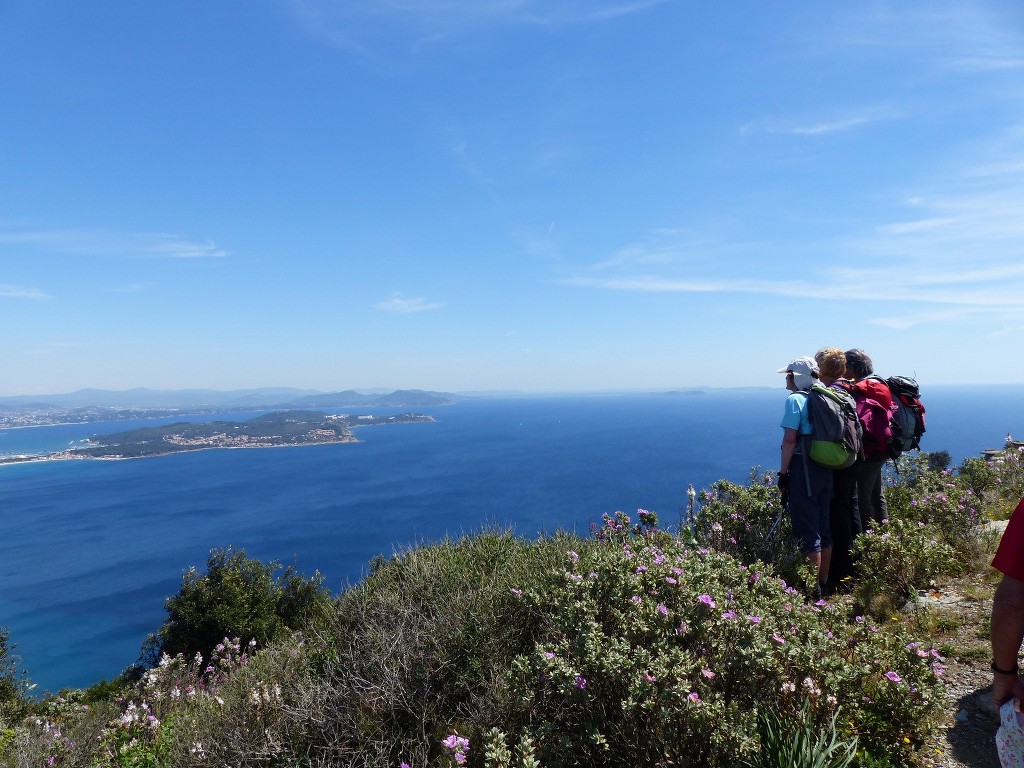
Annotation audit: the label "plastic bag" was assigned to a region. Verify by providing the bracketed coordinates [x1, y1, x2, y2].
[997, 698, 1024, 767]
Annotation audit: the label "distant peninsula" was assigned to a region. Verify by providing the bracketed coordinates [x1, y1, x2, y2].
[0, 410, 435, 464]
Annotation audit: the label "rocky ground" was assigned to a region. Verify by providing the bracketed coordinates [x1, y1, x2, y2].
[910, 583, 1002, 768]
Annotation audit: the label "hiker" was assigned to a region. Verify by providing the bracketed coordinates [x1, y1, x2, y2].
[777, 356, 832, 591]
[844, 349, 893, 528]
[992, 497, 1024, 708]
[815, 347, 858, 592]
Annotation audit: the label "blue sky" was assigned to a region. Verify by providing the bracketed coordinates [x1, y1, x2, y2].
[2, 1, 1023, 396]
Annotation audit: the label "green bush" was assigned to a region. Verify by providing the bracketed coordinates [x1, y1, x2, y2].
[853, 515, 960, 615]
[301, 529, 572, 768]
[690, 470, 801, 585]
[956, 456, 996, 501]
[502, 513, 943, 767]
[987, 440, 1024, 517]
[0, 628, 29, 727]
[145, 547, 331, 662]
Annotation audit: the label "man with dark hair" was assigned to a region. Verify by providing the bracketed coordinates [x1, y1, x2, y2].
[844, 349, 892, 528]
[992, 498, 1024, 708]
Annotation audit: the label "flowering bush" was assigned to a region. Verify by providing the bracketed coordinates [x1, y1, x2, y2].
[504, 513, 943, 766]
[852, 516, 959, 616]
[983, 439, 1024, 517]
[689, 471, 801, 583]
[153, 636, 308, 767]
[5, 691, 118, 768]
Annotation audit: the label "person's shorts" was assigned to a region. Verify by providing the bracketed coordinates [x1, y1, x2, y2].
[788, 454, 833, 554]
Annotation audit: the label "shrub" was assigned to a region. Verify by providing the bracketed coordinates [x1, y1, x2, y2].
[0, 628, 29, 727]
[956, 456, 996, 501]
[144, 636, 310, 767]
[690, 470, 801, 584]
[503, 513, 943, 766]
[987, 440, 1024, 517]
[852, 516, 960, 614]
[144, 547, 331, 663]
[4, 691, 120, 768]
[926, 451, 951, 473]
[298, 529, 572, 768]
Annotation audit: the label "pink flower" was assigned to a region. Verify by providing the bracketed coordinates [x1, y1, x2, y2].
[442, 734, 470, 753]
[657, 604, 669, 616]
[697, 594, 716, 609]
[687, 692, 701, 703]
[884, 671, 902, 683]
[701, 668, 715, 679]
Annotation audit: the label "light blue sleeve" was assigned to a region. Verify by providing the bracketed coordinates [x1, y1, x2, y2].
[780, 393, 808, 433]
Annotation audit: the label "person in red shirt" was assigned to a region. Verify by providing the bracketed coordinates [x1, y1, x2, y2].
[992, 496, 1024, 707]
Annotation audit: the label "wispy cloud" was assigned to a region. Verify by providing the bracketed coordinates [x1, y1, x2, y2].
[791, 117, 877, 136]
[742, 107, 902, 137]
[374, 292, 444, 314]
[0, 283, 48, 300]
[284, 0, 668, 50]
[0, 228, 228, 260]
[568, 111, 1024, 327]
[563, 271, 1024, 308]
[108, 282, 154, 293]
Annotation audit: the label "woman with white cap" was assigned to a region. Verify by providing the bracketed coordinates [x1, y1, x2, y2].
[776, 356, 833, 595]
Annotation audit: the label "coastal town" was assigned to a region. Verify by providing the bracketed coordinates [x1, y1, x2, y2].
[0, 410, 435, 464]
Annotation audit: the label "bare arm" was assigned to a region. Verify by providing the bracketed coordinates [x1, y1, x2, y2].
[780, 427, 798, 474]
[992, 574, 1024, 707]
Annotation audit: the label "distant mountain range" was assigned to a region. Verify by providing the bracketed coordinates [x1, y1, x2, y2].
[0, 388, 464, 411]
[0, 389, 466, 428]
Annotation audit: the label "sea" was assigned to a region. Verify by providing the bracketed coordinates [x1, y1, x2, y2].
[1, 386, 1021, 694]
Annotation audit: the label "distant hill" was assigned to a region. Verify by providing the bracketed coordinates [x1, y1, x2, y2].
[286, 389, 462, 408]
[0, 388, 466, 429]
[0, 388, 464, 411]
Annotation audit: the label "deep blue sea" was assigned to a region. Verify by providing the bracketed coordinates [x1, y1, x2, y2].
[2, 387, 1021, 693]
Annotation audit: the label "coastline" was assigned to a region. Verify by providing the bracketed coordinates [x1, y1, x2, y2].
[0, 436, 362, 467]
[0, 410, 435, 467]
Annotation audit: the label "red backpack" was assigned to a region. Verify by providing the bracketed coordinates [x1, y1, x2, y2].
[848, 377, 894, 462]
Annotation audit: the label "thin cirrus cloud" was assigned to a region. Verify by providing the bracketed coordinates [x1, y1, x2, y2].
[374, 292, 444, 314]
[285, 0, 668, 47]
[563, 268, 1024, 310]
[0, 228, 228, 260]
[0, 283, 48, 300]
[741, 108, 901, 137]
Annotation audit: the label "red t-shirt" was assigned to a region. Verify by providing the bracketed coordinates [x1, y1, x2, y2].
[993, 497, 1024, 581]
